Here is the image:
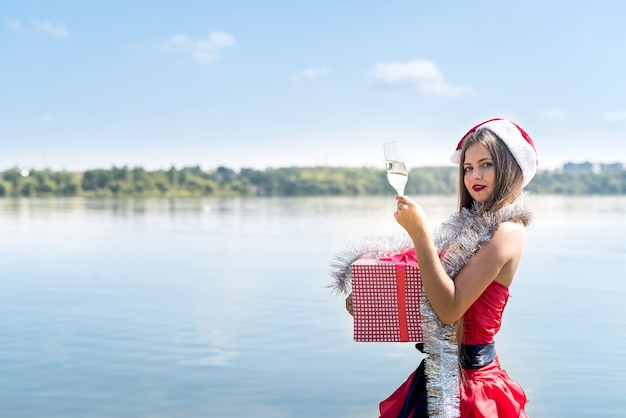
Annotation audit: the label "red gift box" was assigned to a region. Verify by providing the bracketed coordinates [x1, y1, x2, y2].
[351, 249, 423, 342]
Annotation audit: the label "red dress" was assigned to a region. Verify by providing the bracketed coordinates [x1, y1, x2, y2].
[379, 281, 528, 417]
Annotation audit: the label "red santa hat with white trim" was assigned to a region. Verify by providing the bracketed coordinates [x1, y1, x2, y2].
[451, 118, 538, 187]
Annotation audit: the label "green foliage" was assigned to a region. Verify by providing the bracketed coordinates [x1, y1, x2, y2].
[406, 167, 458, 195]
[51, 171, 81, 196]
[2, 168, 23, 185]
[525, 170, 626, 195]
[0, 180, 10, 197]
[0, 165, 624, 198]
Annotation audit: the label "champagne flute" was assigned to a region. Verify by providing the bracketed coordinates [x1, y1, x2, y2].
[384, 141, 408, 195]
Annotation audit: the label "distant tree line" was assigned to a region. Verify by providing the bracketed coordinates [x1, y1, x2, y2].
[1, 165, 625, 198]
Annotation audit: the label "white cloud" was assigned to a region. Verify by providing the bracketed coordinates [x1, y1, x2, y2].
[539, 108, 568, 120]
[163, 31, 235, 65]
[289, 67, 330, 83]
[372, 60, 442, 84]
[604, 111, 626, 122]
[7, 20, 22, 32]
[369, 59, 472, 97]
[32, 21, 68, 38]
[39, 113, 53, 123]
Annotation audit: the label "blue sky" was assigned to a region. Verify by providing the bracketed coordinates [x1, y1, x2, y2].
[2, 0, 626, 171]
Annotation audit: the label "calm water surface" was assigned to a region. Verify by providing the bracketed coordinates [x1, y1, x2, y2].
[1, 196, 625, 417]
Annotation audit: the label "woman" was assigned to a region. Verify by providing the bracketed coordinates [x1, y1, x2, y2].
[347, 118, 537, 417]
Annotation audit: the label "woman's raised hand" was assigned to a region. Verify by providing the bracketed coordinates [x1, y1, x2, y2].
[393, 195, 428, 236]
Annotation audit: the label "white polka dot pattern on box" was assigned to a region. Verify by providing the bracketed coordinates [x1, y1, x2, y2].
[351, 258, 423, 342]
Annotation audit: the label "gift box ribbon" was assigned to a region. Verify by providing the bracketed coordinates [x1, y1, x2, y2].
[380, 247, 418, 268]
[380, 248, 418, 342]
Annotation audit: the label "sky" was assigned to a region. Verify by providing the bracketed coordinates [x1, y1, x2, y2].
[2, 0, 626, 172]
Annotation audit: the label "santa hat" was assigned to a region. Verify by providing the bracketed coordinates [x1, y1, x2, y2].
[451, 118, 538, 187]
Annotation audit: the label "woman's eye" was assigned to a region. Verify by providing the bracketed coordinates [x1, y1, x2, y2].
[464, 166, 472, 172]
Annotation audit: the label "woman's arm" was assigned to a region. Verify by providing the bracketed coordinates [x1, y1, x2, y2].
[394, 195, 526, 324]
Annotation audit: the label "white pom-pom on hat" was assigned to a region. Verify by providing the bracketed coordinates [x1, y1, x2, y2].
[451, 118, 538, 187]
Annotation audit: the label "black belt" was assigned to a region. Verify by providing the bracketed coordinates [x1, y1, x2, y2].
[414, 342, 496, 369]
[460, 343, 496, 369]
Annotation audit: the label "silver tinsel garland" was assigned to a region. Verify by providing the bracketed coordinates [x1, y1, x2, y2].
[328, 234, 412, 295]
[329, 198, 533, 418]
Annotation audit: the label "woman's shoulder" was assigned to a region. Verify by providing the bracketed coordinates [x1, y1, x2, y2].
[490, 220, 527, 257]
[496, 219, 527, 235]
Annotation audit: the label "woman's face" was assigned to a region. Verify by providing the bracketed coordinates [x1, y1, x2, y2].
[463, 143, 496, 204]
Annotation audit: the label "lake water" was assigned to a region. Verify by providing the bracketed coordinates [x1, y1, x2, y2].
[1, 195, 625, 417]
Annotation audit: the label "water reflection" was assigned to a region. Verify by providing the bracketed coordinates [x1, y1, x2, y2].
[0, 195, 625, 418]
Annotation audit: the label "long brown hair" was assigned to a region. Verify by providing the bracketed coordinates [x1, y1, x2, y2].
[454, 128, 525, 382]
[457, 128, 524, 213]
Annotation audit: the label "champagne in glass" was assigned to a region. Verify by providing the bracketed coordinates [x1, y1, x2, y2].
[384, 141, 408, 195]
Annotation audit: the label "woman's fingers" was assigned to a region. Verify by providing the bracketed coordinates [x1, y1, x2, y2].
[345, 294, 354, 316]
